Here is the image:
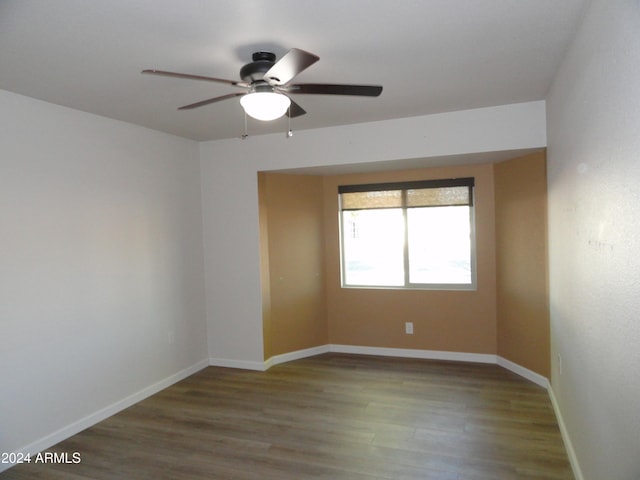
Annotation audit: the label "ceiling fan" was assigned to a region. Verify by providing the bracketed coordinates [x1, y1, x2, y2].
[142, 48, 383, 122]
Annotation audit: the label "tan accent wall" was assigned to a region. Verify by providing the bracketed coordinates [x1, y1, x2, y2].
[261, 157, 550, 373]
[258, 173, 328, 359]
[494, 151, 550, 377]
[323, 163, 497, 353]
[257, 173, 273, 360]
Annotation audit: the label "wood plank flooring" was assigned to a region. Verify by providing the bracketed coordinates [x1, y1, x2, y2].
[1, 354, 573, 479]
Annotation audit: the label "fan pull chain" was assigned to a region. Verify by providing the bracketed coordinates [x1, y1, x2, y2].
[286, 106, 293, 138]
[241, 111, 249, 139]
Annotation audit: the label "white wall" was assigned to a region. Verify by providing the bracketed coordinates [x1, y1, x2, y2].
[200, 101, 546, 367]
[546, 1, 640, 479]
[0, 90, 208, 460]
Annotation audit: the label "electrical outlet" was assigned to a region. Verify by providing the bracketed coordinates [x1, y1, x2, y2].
[557, 353, 562, 375]
[405, 322, 414, 335]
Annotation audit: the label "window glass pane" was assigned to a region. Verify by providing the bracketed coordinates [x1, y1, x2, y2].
[407, 206, 471, 284]
[342, 209, 404, 286]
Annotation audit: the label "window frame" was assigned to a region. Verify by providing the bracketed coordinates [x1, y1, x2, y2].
[338, 177, 477, 291]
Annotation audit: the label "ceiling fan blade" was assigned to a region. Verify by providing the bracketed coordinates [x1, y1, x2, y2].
[287, 99, 306, 118]
[142, 69, 248, 88]
[284, 83, 383, 97]
[178, 92, 245, 110]
[263, 48, 320, 86]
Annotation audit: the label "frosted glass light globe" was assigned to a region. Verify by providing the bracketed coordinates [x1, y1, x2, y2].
[240, 92, 291, 121]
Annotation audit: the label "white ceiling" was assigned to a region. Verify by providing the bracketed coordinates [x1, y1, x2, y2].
[0, 0, 586, 142]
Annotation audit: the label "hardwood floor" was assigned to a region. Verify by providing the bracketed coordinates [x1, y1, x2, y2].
[2, 354, 573, 479]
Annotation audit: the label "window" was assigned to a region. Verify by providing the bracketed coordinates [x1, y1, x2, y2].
[339, 177, 476, 290]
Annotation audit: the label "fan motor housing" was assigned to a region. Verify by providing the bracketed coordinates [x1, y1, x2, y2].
[240, 52, 276, 83]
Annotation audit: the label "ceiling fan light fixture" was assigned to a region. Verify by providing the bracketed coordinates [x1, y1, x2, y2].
[240, 91, 291, 121]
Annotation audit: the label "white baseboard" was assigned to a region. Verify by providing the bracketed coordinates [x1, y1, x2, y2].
[215, 346, 553, 395]
[264, 345, 330, 369]
[548, 386, 585, 480]
[261, 344, 497, 371]
[209, 357, 267, 371]
[261, 344, 551, 392]
[329, 344, 497, 364]
[0, 358, 209, 473]
[496, 356, 549, 389]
